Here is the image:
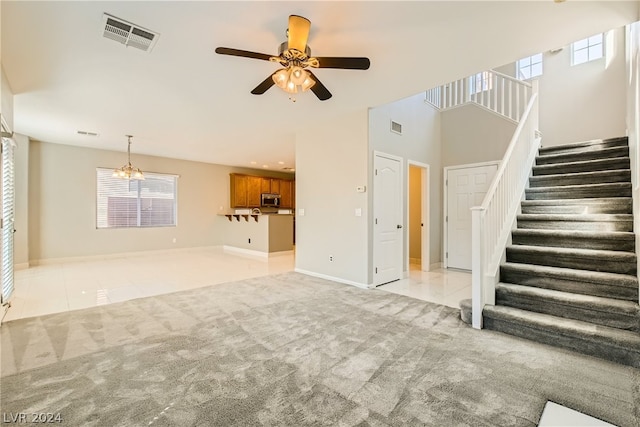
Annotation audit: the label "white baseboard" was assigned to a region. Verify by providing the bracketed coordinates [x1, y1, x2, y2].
[223, 245, 268, 259]
[223, 246, 294, 259]
[29, 246, 222, 266]
[14, 262, 29, 270]
[294, 268, 373, 289]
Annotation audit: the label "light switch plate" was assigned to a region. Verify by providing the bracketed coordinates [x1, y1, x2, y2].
[299, 208, 305, 216]
[356, 186, 366, 193]
[355, 208, 362, 217]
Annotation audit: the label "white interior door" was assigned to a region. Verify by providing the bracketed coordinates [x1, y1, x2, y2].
[1, 136, 15, 304]
[446, 163, 497, 270]
[374, 154, 402, 286]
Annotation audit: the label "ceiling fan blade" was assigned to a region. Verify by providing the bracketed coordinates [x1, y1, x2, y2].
[287, 15, 311, 52]
[314, 57, 370, 70]
[215, 47, 273, 61]
[251, 73, 276, 95]
[306, 71, 332, 101]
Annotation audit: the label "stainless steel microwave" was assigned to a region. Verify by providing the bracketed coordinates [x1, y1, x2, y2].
[261, 193, 281, 207]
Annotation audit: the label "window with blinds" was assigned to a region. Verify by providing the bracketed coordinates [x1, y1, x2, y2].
[1, 137, 15, 304]
[96, 168, 177, 228]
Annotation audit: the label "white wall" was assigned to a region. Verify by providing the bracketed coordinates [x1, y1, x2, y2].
[295, 110, 369, 287]
[441, 105, 517, 167]
[1, 66, 13, 132]
[368, 93, 442, 272]
[27, 140, 292, 262]
[13, 133, 28, 267]
[497, 27, 627, 147]
[626, 21, 640, 303]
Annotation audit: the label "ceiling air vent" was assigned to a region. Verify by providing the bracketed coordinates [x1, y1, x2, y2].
[390, 120, 402, 135]
[102, 13, 159, 52]
[77, 130, 99, 137]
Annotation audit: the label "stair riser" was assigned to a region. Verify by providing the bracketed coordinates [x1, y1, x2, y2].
[520, 204, 632, 215]
[529, 171, 630, 188]
[525, 186, 632, 200]
[511, 234, 635, 252]
[538, 139, 629, 156]
[495, 292, 640, 331]
[506, 250, 636, 275]
[483, 317, 640, 368]
[499, 267, 639, 301]
[517, 220, 633, 232]
[536, 147, 629, 165]
[533, 158, 630, 175]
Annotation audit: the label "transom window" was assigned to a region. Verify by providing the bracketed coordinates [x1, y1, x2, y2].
[96, 168, 177, 228]
[517, 53, 543, 80]
[572, 33, 604, 66]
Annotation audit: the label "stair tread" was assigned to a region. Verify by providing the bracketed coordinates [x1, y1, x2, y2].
[483, 305, 640, 349]
[507, 244, 636, 259]
[501, 262, 638, 287]
[538, 136, 628, 153]
[511, 229, 634, 239]
[537, 146, 628, 160]
[518, 213, 632, 221]
[532, 157, 630, 170]
[530, 169, 630, 179]
[521, 198, 631, 206]
[526, 182, 631, 192]
[496, 282, 640, 313]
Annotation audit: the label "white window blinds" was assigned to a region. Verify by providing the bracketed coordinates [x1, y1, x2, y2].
[96, 168, 177, 228]
[1, 137, 15, 304]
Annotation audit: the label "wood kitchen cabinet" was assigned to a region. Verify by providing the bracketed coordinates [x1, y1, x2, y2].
[230, 174, 248, 207]
[247, 176, 262, 207]
[259, 177, 281, 195]
[230, 173, 295, 208]
[279, 180, 293, 208]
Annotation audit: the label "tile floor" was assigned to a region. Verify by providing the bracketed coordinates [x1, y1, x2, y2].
[2, 248, 471, 323]
[378, 263, 471, 309]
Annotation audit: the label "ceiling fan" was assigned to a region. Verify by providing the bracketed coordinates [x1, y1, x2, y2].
[215, 15, 370, 101]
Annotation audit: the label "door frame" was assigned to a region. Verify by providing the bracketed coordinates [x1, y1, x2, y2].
[443, 160, 500, 269]
[373, 151, 404, 286]
[407, 160, 430, 272]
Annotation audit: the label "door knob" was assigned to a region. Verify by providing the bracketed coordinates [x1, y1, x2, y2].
[397, 224, 402, 229]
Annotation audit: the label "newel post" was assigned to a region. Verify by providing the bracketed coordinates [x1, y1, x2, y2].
[471, 207, 485, 329]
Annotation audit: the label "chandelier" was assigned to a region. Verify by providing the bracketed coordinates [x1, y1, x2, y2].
[113, 135, 144, 180]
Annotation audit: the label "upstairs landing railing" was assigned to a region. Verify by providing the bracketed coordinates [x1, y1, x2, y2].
[425, 70, 533, 123]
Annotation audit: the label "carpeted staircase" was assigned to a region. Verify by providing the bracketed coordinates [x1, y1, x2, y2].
[478, 136, 640, 367]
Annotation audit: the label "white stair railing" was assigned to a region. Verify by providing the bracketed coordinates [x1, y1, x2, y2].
[470, 81, 540, 329]
[425, 70, 533, 123]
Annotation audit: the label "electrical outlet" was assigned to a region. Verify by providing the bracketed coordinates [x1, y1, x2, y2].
[172, 238, 177, 243]
[248, 238, 251, 244]
[329, 255, 333, 262]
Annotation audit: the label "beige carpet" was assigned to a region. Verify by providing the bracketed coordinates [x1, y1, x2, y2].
[1, 272, 638, 426]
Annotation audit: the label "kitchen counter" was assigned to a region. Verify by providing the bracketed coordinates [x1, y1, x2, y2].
[219, 213, 294, 256]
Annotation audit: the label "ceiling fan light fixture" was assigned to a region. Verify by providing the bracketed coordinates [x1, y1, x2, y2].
[290, 66, 306, 85]
[301, 74, 315, 92]
[273, 68, 289, 89]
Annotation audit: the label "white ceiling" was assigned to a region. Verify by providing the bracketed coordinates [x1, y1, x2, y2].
[1, 1, 638, 171]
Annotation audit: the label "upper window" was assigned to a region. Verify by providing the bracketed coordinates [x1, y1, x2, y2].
[571, 33, 604, 66]
[96, 168, 177, 229]
[517, 53, 543, 80]
[469, 71, 493, 95]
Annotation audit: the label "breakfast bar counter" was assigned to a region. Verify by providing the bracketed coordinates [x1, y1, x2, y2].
[219, 213, 294, 256]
